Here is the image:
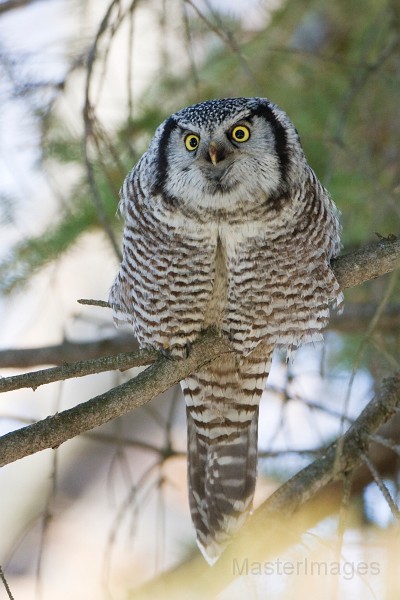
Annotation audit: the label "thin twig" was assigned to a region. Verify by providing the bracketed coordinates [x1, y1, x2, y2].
[325, 31, 400, 185]
[102, 457, 167, 594]
[369, 433, 400, 457]
[77, 298, 110, 307]
[334, 269, 399, 473]
[0, 348, 156, 394]
[181, 0, 201, 91]
[36, 444, 59, 598]
[127, 1, 137, 119]
[0, 566, 14, 600]
[82, 0, 143, 260]
[361, 451, 400, 520]
[185, 0, 261, 92]
[83, 0, 123, 259]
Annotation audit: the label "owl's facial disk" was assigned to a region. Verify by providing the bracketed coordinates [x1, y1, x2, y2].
[183, 132, 233, 167]
[162, 113, 284, 211]
[183, 122, 251, 178]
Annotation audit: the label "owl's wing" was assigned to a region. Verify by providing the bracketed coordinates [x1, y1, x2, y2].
[109, 160, 218, 355]
[219, 169, 342, 359]
[306, 166, 342, 261]
[108, 162, 142, 329]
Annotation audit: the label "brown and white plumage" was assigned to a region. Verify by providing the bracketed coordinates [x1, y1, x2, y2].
[109, 97, 342, 562]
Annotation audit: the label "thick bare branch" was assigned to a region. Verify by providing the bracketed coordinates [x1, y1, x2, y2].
[0, 239, 400, 392]
[0, 331, 232, 468]
[333, 236, 400, 289]
[0, 236, 396, 372]
[0, 237, 399, 466]
[130, 373, 400, 600]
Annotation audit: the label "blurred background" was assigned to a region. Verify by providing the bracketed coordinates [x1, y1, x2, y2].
[0, 0, 399, 598]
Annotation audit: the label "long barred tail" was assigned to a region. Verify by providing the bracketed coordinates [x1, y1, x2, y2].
[185, 406, 259, 563]
[181, 345, 272, 563]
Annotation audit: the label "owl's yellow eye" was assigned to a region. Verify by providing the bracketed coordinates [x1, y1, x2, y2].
[184, 133, 200, 151]
[230, 125, 250, 143]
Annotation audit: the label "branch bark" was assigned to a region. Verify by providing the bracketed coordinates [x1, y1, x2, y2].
[0, 347, 154, 394]
[0, 237, 399, 466]
[332, 235, 400, 289]
[0, 331, 232, 468]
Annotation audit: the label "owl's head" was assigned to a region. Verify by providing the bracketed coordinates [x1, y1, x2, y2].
[147, 97, 305, 214]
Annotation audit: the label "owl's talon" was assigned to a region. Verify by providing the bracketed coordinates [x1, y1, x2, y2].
[159, 347, 176, 361]
[158, 343, 191, 360]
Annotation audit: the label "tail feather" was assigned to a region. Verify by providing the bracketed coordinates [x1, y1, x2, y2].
[186, 408, 258, 562]
[182, 345, 272, 563]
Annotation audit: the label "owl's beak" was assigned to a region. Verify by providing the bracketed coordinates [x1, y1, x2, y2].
[208, 142, 218, 165]
[208, 141, 224, 166]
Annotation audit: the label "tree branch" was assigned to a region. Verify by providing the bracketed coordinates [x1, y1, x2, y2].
[0, 331, 233, 468]
[332, 235, 400, 289]
[130, 373, 400, 600]
[1, 236, 399, 381]
[0, 237, 399, 466]
[0, 335, 138, 369]
[0, 347, 155, 394]
[0, 300, 398, 373]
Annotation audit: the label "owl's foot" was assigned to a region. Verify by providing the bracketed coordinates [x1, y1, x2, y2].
[158, 347, 176, 360]
[158, 340, 192, 360]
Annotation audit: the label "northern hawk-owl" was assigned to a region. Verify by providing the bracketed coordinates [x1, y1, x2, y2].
[109, 97, 342, 563]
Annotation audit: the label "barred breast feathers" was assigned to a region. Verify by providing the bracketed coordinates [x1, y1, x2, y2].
[110, 152, 342, 358]
[109, 159, 220, 356]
